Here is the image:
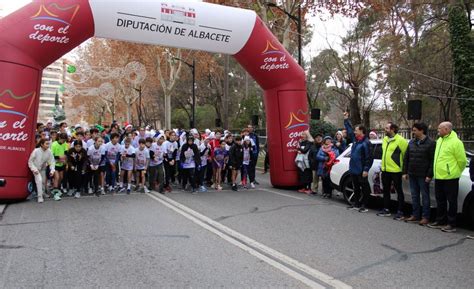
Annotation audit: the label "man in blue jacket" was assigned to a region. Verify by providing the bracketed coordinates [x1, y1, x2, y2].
[344, 112, 374, 212]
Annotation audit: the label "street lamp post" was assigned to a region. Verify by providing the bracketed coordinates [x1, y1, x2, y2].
[173, 57, 196, 128]
[266, 3, 302, 66]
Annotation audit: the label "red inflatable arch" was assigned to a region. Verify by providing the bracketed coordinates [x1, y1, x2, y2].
[0, 0, 308, 200]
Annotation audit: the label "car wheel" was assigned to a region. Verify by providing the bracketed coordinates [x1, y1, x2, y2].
[341, 176, 356, 206]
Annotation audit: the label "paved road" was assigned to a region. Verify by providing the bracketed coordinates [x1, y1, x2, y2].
[1, 173, 473, 288]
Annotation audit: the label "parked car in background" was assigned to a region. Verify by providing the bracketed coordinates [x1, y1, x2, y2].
[330, 139, 474, 225]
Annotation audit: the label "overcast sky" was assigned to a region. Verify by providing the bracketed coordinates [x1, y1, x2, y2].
[0, 0, 354, 59]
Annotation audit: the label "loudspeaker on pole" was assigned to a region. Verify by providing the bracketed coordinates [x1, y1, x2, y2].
[311, 108, 321, 120]
[407, 100, 422, 120]
[251, 115, 259, 126]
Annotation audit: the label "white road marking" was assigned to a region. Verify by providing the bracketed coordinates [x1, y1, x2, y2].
[147, 192, 352, 289]
[259, 188, 307, 200]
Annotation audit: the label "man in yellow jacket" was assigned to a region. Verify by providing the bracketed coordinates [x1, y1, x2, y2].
[377, 122, 408, 219]
[427, 122, 467, 233]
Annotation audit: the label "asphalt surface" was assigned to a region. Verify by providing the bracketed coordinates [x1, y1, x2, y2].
[1, 173, 473, 288]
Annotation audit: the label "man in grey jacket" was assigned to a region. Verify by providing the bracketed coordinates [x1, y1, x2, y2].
[28, 139, 55, 203]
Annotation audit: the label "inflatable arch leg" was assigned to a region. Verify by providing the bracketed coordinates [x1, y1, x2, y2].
[0, 0, 308, 200]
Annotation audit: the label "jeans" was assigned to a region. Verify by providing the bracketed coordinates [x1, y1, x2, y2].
[382, 172, 404, 212]
[409, 176, 431, 219]
[148, 165, 164, 191]
[241, 164, 249, 185]
[351, 173, 370, 208]
[197, 164, 206, 186]
[435, 179, 459, 226]
[105, 163, 117, 188]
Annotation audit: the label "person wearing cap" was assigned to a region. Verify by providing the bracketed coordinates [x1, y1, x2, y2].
[344, 112, 373, 211]
[67, 140, 88, 199]
[180, 136, 201, 194]
[45, 119, 54, 133]
[369, 131, 378, 140]
[316, 135, 340, 198]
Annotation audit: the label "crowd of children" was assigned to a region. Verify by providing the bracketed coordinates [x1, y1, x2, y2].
[28, 122, 261, 203]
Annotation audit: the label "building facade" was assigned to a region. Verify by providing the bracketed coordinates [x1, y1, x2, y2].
[38, 60, 66, 123]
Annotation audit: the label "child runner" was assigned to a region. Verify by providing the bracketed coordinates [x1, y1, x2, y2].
[104, 133, 121, 193]
[180, 136, 200, 194]
[146, 137, 159, 192]
[28, 139, 55, 203]
[163, 131, 178, 192]
[135, 138, 150, 193]
[154, 134, 166, 194]
[67, 140, 88, 198]
[241, 136, 255, 189]
[229, 136, 244, 191]
[118, 138, 135, 194]
[198, 137, 211, 192]
[51, 133, 68, 201]
[88, 136, 106, 195]
[213, 140, 229, 190]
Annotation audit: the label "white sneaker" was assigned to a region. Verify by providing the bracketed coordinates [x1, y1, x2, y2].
[250, 182, 256, 189]
[68, 189, 75, 196]
[74, 192, 81, 199]
[88, 187, 93, 194]
[37, 196, 44, 203]
[144, 187, 150, 194]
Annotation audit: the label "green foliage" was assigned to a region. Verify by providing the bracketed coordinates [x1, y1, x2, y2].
[449, 3, 474, 126]
[171, 108, 189, 129]
[230, 94, 264, 129]
[172, 105, 217, 129]
[310, 120, 338, 138]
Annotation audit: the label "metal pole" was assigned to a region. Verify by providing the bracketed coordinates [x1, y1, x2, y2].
[192, 59, 196, 128]
[297, 4, 302, 66]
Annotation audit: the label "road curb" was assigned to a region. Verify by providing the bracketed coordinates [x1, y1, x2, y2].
[0, 204, 6, 217]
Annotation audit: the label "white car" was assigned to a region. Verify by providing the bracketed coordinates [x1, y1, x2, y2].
[330, 139, 474, 224]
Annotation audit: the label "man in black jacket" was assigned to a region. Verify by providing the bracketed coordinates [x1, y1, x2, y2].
[402, 122, 435, 225]
[310, 134, 323, 194]
[229, 136, 244, 191]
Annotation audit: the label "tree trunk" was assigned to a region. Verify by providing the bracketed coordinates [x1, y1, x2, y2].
[223, 54, 230, 129]
[165, 93, 171, 129]
[349, 97, 362, 125]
